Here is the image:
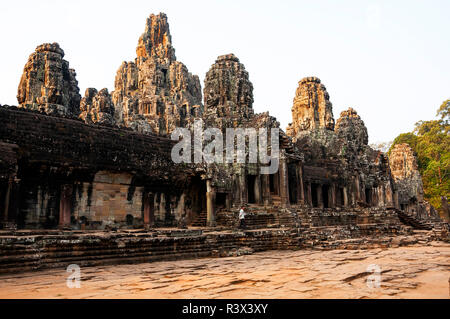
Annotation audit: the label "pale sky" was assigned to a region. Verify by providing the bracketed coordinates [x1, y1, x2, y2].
[1, 0, 449, 144]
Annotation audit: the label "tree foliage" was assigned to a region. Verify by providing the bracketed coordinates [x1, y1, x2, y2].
[389, 100, 450, 211]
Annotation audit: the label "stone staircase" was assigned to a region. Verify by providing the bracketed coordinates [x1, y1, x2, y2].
[216, 204, 299, 229]
[275, 208, 298, 228]
[270, 193, 281, 207]
[397, 210, 433, 230]
[0, 229, 299, 274]
[191, 210, 207, 227]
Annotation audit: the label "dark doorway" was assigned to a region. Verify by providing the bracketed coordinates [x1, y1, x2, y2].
[216, 192, 227, 208]
[365, 188, 372, 205]
[322, 185, 329, 208]
[269, 174, 275, 193]
[247, 175, 256, 204]
[188, 175, 207, 224]
[288, 163, 298, 204]
[338, 187, 345, 206]
[311, 183, 319, 207]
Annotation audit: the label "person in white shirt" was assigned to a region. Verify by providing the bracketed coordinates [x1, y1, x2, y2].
[239, 206, 246, 229]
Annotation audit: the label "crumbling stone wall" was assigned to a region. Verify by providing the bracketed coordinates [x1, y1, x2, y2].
[0, 106, 193, 228]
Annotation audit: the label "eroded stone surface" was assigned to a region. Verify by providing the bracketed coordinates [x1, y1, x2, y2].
[336, 107, 369, 152]
[389, 143, 439, 220]
[80, 88, 115, 125]
[111, 13, 202, 135]
[287, 77, 334, 136]
[389, 143, 424, 203]
[0, 243, 448, 299]
[17, 43, 81, 117]
[203, 54, 254, 120]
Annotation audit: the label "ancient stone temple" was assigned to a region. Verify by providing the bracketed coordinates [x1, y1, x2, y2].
[111, 13, 202, 135]
[287, 76, 395, 212]
[389, 143, 440, 221]
[0, 12, 447, 274]
[17, 43, 81, 117]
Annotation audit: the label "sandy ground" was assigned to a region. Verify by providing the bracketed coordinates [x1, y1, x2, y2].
[0, 243, 449, 299]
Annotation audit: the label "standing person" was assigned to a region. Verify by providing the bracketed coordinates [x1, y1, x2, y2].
[239, 206, 246, 229]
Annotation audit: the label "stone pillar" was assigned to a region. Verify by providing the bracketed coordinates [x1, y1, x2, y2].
[317, 185, 323, 209]
[279, 153, 290, 207]
[329, 184, 336, 208]
[2, 177, 12, 223]
[143, 192, 154, 227]
[261, 174, 271, 206]
[307, 183, 312, 206]
[160, 193, 166, 221]
[297, 164, 305, 204]
[385, 183, 394, 208]
[206, 179, 216, 227]
[254, 175, 262, 205]
[355, 176, 361, 202]
[380, 186, 386, 207]
[239, 171, 247, 206]
[343, 187, 348, 207]
[59, 184, 72, 228]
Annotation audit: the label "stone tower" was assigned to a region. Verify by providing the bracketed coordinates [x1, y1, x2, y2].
[335, 107, 368, 153]
[17, 43, 81, 117]
[286, 77, 334, 137]
[203, 54, 254, 120]
[111, 13, 202, 135]
[389, 143, 424, 203]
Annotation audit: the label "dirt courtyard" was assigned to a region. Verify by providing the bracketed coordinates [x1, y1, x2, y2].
[0, 243, 449, 299]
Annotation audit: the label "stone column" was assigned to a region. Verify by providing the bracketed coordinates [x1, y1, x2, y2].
[159, 193, 166, 221]
[2, 177, 12, 223]
[343, 187, 348, 207]
[317, 185, 323, 209]
[261, 174, 271, 206]
[297, 164, 305, 204]
[239, 170, 247, 206]
[206, 179, 216, 227]
[329, 184, 336, 209]
[307, 183, 312, 206]
[354, 175, 361, 202]
[378, 185, 386, 206]
[143, 192, 154, 227]
[59, 184, 72, 228]
[254, 175, 262, 205]
[279, 152, 290, 207]
[385, 182, 394, 208]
